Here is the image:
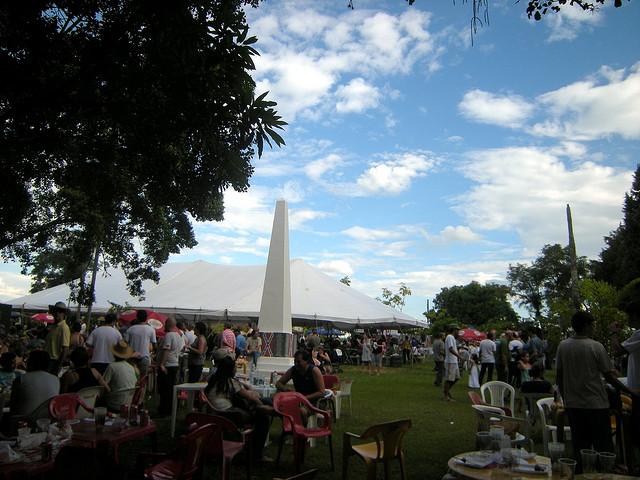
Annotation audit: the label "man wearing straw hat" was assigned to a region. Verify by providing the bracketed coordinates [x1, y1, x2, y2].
[103, 339, 138, 411]
[44, 301, 71, 375]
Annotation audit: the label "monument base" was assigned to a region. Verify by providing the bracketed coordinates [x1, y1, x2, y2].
[256, 356, 294, 382]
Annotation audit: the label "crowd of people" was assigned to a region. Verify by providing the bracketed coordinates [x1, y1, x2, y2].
[431, 306, 640, 472]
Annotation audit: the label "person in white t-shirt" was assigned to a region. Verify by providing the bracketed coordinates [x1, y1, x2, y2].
[85, 313, 122, 375]
[478, 332, 496, 385]
[125, 310, 157, 378]
[444, 325, 464, 402]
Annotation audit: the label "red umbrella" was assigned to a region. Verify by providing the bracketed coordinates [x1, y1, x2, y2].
[458, 329, 487, 341]
[30, 313, 55, 323]
[118, 309, 168, 338]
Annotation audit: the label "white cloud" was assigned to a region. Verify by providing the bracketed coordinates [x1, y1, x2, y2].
[0, 271, 30, 301]
[542, 4, 603, 42]
[437, 225, 483, 244]
[532, 63, 640, 140]
[454, 147, 633, 258]
[316, 260, 354, 277]
[342, 226, 405, 241]
[335, 78, 381, 113]
[304, 154, 344, 180]
[247, 4, 444, 121]
[353, 153, 436, 196]
[459, 89, 534, 128]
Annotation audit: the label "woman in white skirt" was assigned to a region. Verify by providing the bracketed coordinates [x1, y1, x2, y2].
[468, 351, 480, 389]
[360, 333, 373, 375]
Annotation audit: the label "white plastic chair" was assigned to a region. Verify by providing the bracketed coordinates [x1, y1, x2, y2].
[481, 381, 516, 414]
[520, 392, 552, 425]
[76, 386, 106, 419]
[472, 405, 534, 452]
[536, 397, 571, 456]
[104, 387, 136, 412]
[335, 379, 353, 419]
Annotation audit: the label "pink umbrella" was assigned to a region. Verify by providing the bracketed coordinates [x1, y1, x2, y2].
[458, 329, 487, 342]
[118, 309, 168, 338]
[30, 313, 55, 323]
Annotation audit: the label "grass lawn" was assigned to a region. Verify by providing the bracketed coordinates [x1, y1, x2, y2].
[122, 358, 481, 480]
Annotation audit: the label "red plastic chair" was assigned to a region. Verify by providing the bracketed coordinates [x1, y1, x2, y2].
[49, 393, 95, 421]
[273, 392, 334, 474]
[137, 423, 216, 480]
[322, 375, 340, 420]
[185, 412, 252, 480]
[468, 391, 513, 417]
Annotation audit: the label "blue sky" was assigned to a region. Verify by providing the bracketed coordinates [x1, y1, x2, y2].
[2, 0, 640, 321]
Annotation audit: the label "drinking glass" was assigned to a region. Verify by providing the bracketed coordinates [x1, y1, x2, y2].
[548, 442, 565, 472]
[558, 458, 577, 480]
[489, 425, 504, 451]
[597, 451, 616, 480]
[94, 406, 107, 432]
[476, 431, 491, 454]
[580, 449, 598, 479]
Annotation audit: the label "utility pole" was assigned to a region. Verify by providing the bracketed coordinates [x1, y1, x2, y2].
[567, 204, 580, 309]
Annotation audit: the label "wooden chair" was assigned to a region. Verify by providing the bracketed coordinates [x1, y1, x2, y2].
[273, 470, 318, 480]
[342, 419, 412, 480]
[76, 386, 105, 420]
[273, 392, 334, 474]
[481, 381, 516, 414]
[335, 379, 353, 419]
[185, 412, 252, 480]
[137, 423, 216, 480]
[49, 393, 95, 421]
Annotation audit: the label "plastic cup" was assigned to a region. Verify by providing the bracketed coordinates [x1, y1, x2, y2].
[490, 425, 504, 451]
[558, 458, 577, 479]
[18, 427, 30, 437]
[581, 449, 598, 479]
[548, 442, 565, 472]
[598, 451, 616, 480]
[94, 407, 107, 432]
[476, 431, 491, 453]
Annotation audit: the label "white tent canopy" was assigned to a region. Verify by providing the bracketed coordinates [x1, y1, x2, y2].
[10, 259, 427, 331]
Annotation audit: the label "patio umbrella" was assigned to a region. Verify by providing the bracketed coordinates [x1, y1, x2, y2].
[458, 328, 487, 342]
[118, 309, 168, 338]
[30, 313, 55, 323]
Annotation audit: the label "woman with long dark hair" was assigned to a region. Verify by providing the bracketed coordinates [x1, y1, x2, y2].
[187, 322, 208, 383]
[204, 356, 273, 462]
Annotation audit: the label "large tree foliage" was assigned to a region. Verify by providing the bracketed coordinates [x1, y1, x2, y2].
[0, 1, 285, 303]
[593, 165, 640, 289]
[507, 244, 589, 320]
[433, 281, 519, 327]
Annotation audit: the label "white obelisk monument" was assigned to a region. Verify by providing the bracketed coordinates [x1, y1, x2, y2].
[256, 198, 295, 374]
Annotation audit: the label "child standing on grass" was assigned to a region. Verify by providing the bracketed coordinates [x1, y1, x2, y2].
[468, 352, 480, 388]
